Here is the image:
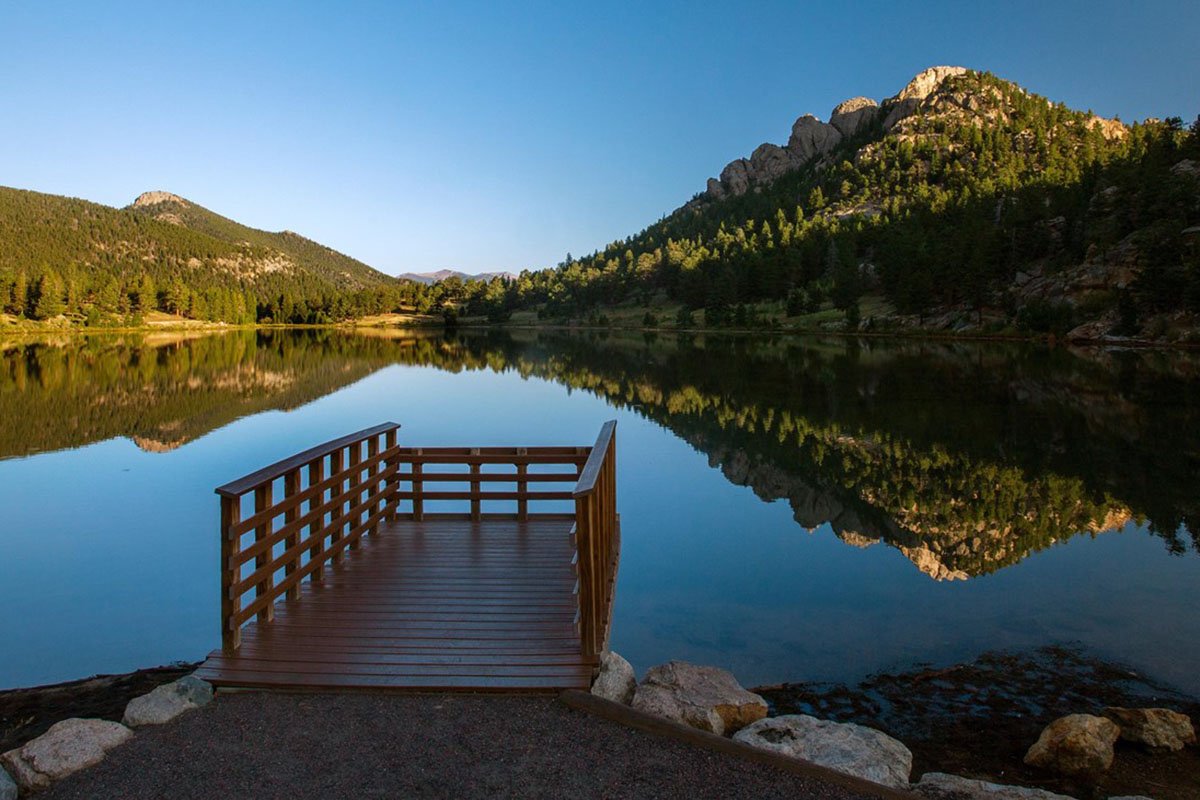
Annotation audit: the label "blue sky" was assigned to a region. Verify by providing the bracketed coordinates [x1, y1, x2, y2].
[2, 1, 1197, 275]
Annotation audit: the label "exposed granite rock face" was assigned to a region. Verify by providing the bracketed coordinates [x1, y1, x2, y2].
[733, 714, 912, 789]
[591, 651, 637, 705]
[1023, 714, 1120, 776]
[122, 675, 214, 727]
[1103, 706, 1197, 750]
[0, 718, 133, 792]
[830, 97, 880, 138]
[750, 142, 802, 183]
[787, 115, 843, 164]
[631, 661, 767, 736]
[882, 66, 968, 130]
[132, 190, 188, 207]
[718, 159, 753, 197]
[913, 772, 1075, 799]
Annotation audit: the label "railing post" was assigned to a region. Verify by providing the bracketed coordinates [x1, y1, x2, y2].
[284, 469, 301, 601]
[384, 428, 398, 521]
[516, 448, 528, 521]
[220, 494, 241, 652]
[470, 448, 481, 521]
[253, 483, 274, 623]
[574, 495, 596, 661]
[413, 448, 424, 521]
[330, 447, 345, 561]
[308, 456, 326, 581]
[348, 440, 364, 550]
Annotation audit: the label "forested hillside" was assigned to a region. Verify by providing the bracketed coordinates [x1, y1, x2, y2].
[0, 188, 427, 325]
[461, 68, 1200, 340]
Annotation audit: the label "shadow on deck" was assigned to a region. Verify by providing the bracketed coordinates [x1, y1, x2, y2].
[196, 422, 619, 693]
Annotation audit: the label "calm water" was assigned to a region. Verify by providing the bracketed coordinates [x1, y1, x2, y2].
[1, 329, 1198, 693]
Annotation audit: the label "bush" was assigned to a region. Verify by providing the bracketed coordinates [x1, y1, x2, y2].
[1016, 299, 1075, 335]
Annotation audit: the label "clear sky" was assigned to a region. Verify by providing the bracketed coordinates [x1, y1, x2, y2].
[2, 1, 1197, 275]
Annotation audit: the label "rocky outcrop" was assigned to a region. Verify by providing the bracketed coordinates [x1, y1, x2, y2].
[913, 772, 1075, 799]
[123, 675, 214, 727]
[631, 661, 767, 735]
[132, 190, 188, 208]
[882, 66, 968, 130]
[0, 718, 133, 792]
[733, 714, 912, 789]
[1023, 714, 1121, 776]
[591, 651, 637, 705]
[787, 115, 843, 164]
[830, 97, 880, 138]
[1103, 706, 1197, 750]
[749, 143, 802, 183]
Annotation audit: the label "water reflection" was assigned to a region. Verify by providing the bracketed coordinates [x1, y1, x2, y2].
[3, 329, 1197, 582]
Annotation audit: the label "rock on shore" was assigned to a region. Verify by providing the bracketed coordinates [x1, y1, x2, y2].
[1023, 714, 1121, 776]
[631, 661, 767, 736]
[0, 718, 132, 792]
[1103, 707, 1197, 750]
[733, 714, 912, 789]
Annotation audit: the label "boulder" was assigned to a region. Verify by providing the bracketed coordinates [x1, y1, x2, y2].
[787, 115, 843, 164]
[631, 661, 767, 736]
[733, 714, 912, 789]
[914, 772, 1075, 799]
[0, 766, 16, 800]
[1023, 714, 1120, 776]
[123, 675, 214, 727]
[0, 718, 133, 792]
[591, 651, 636, 705]
[1106, 796, 1156, 800]
[830, 97, 880, 138]
[1103, 707, 1196, 750]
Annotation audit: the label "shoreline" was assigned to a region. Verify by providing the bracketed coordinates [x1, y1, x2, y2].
[5, 646, 1196, 798]
[3, 318, 1200, 352]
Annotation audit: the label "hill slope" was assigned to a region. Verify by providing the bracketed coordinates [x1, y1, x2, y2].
[0, 187, 407, 325]
[491, 67, 1200, 341]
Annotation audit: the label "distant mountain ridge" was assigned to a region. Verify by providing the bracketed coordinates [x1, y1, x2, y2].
[398, 268, 518, 285]
[0, 186, 415, 324]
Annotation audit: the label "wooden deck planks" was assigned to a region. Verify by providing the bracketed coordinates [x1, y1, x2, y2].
[195, 517, 594, 692]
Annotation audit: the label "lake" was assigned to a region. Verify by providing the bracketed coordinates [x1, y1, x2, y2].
[1, 328, 1197, 694]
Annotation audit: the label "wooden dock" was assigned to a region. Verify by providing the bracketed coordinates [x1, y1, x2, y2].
[195, 422, 620, 692]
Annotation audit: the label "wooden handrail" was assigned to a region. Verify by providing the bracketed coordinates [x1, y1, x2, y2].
[395, 447, 588, 521]
[572, 420, 619, 662]
[216, 422, 401, 498]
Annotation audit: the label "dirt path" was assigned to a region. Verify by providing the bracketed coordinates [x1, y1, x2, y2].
[37, 692, 892, 800]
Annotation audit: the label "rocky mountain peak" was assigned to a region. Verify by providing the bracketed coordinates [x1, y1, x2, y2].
[882, 65, 968, 130]
[699, 66, 976, 203]
[132, 191, 188, 208]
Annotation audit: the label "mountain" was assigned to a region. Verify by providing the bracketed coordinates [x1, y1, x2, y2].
[399, 269, 519, 285]
[126, 191, 393, 290]
[0, 187, 415, 325]
[484, 67, 1200, 341]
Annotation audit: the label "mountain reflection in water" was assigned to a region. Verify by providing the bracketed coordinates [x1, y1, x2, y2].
[3, 328, 1197, 582]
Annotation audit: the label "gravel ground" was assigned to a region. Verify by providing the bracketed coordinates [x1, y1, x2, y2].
[38, 692, 884, 800]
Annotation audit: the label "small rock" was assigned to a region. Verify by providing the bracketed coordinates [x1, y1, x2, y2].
[914, 771, 1075, 799]
[733, 714, 912, 789]
[0, 766, 17, 800]
[122, 676, 213, 727]
[0, 718, 133, 792]
[175, 675, 215, 706]
[591, 651, 636, 705]
[631, 661, 767, 736]
[1024, 714, 1120, 776]
[1103, 707, 1196, 750]
[1106, 796, 1157, 800]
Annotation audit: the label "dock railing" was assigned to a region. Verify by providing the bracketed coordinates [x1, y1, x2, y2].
[572, 420, 620, 661]
[215, 420, 619, 661]
[215, 423, 401, 651]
